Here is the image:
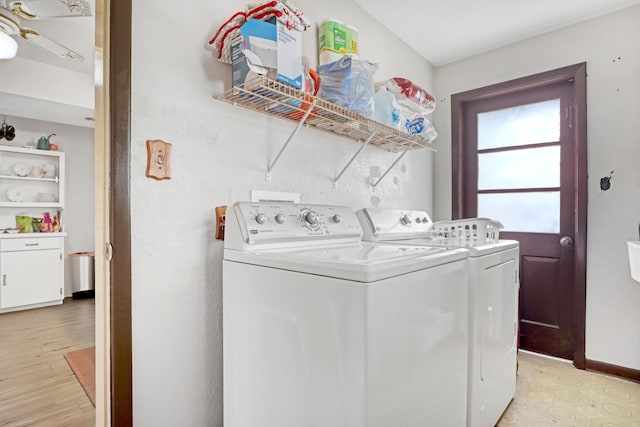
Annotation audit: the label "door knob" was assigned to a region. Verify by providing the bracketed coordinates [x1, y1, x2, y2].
[560, 236, 574, 247]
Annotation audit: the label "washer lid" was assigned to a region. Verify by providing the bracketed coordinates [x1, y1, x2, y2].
[224, 242, 468, 282]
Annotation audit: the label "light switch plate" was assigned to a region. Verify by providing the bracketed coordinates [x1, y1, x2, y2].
[146, 139, 172, 180]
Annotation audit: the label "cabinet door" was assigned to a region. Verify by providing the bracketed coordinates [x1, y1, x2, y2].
[0, 249, 62, 309]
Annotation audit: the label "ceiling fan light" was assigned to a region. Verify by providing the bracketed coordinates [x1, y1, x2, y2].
[0, 31, 18, 59]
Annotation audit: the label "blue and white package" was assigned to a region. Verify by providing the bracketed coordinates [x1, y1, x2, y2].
[317, 56, 378, 118]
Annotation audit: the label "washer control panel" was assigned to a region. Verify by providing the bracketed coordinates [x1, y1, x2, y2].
[228, 202, 362, 248]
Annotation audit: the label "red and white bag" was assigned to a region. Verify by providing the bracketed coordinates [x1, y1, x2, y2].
[208, 1, 309, 64]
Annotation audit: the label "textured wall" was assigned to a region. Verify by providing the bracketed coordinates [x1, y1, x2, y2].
[130, 1, 435, 425]
[433, 6, 640, 370]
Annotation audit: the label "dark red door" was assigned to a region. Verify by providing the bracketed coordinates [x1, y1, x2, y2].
[451, 64, 587, 363]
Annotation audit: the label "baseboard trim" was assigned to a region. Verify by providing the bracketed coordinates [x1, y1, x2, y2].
[586, 359, 640, 383]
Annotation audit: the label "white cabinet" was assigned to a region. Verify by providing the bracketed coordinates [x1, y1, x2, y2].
[0, 234, 65, 312]
[0, 145, 65, 208]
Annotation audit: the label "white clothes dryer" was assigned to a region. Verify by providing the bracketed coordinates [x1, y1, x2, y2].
[357, 208, 520, 427]
[223, 202, 469, 427]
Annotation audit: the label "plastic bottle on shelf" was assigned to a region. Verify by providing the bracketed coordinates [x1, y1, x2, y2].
[42, 212, 52, 232]
[373, 86, 401, 130]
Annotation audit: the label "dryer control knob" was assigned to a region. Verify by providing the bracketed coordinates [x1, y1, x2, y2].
[400, 214, 412, 226]
[331, 214, 342, 223]
[304, 210, 319, 226]
[416, 217, 422, 224]
[275, 214, 286, 224]
[255, 213, 267, 224]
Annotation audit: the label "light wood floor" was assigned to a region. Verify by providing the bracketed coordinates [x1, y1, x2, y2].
[0, 298, 95, 427]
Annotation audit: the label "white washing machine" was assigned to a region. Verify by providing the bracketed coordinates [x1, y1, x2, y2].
[357, 208, 520, 427]
[223, 201, 470, 427]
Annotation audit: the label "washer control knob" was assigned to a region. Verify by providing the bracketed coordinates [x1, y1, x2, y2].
[416, 217, 422, 224]
[275, 214, 286, 224]
[331, 214, 342, 223]
[304, 210, 319, 226]
[400, 214, 412, 226]
[255, 213, 267, 224]
[422, 217, 429, 223]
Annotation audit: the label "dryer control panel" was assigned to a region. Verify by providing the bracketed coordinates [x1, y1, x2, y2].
[357, 208, 434, 241]
[225, 202, 362, 250]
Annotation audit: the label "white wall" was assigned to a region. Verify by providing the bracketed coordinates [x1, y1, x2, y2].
[58, 123, 96, 296]
[130, 0, 434, 425]
[433, 6, 640, 370]
[0, 116, 95, 296]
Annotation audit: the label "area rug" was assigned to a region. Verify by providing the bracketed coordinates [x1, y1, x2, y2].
[64, 346, 96, 406]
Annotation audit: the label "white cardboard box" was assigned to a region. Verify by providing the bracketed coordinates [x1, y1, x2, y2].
[232, 18, 302, 89]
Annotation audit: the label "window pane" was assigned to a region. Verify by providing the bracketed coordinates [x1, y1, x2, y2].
[478, 99, 560, 150]
[478, 192, 559, 233]
[478, 146, 560, 190]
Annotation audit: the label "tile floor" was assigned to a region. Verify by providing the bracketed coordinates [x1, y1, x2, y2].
[499, 351, 640, 426]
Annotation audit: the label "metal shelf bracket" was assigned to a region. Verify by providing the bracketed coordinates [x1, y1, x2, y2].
[266, 99, 318, 181]
[333, 132, 376, 188]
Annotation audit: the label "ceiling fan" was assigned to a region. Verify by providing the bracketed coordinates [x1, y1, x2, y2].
[0, 0, 92, 62]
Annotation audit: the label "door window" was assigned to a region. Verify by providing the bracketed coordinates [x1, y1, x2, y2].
[476, 99, 562, 233]
[477, 99, 560, 149]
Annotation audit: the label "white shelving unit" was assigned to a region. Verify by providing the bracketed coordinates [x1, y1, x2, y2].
[0, 145, 66, 312]
[0, 145, 65, 208]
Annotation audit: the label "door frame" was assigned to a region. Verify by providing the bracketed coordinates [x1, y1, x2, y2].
[108, 0, 133, 423]
[95, 0, 133, 425]
[450, 63, 588, 369]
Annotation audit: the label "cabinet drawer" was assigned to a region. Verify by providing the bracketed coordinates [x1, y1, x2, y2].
[1, 237, 62, 252]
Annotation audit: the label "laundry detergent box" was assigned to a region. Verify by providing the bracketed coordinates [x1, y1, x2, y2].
[231, 18, 302, 89]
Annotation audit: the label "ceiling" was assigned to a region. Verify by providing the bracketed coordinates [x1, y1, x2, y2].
[1, 0, 95, 75]
[0, 1, 95, 127]
[354, 0, 640, 66]
[3, 0, 640, 75]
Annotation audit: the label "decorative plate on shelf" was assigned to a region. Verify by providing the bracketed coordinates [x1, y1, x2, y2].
[6, 186, 25, 202]
[12, 163, 30, 177]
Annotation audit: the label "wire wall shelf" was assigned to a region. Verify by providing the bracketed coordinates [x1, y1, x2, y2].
[218, 76, 435, 185]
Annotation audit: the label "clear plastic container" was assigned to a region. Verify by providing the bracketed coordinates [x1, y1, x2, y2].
[373, 86, 401, 130]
